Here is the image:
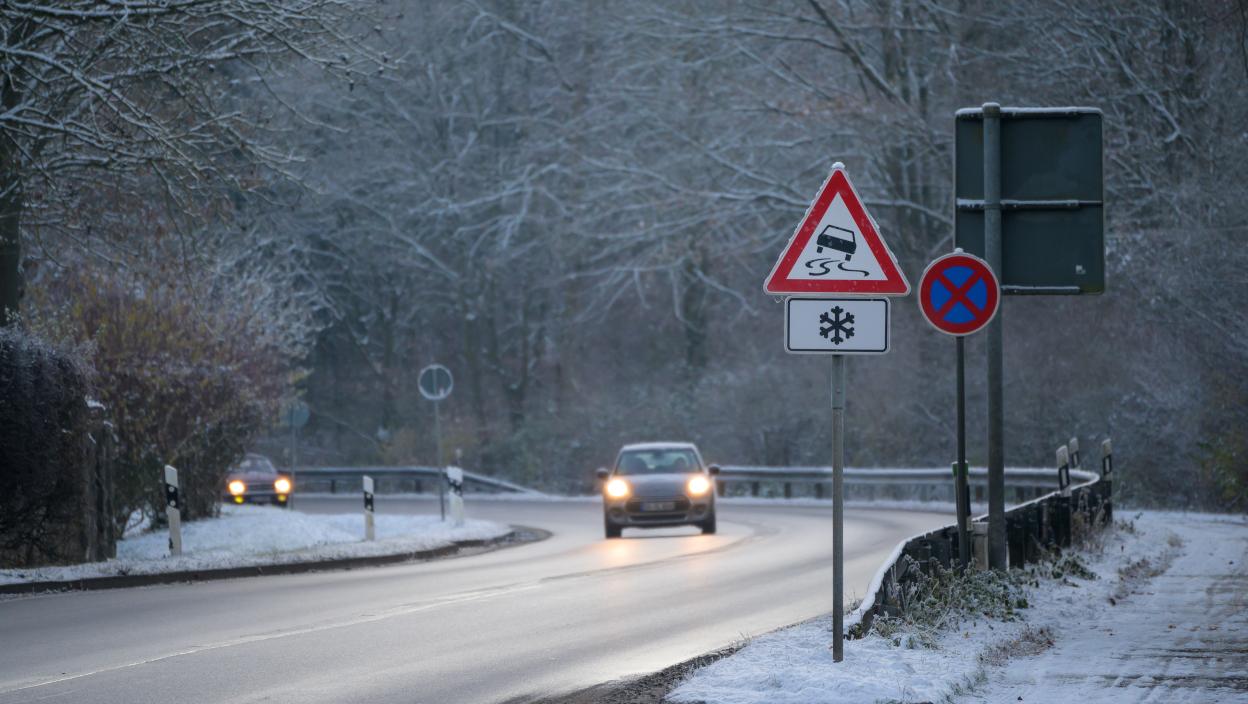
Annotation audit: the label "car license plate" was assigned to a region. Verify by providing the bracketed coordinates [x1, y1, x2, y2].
[641, 501, 676, 512]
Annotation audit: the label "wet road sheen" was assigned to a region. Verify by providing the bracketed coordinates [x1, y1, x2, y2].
[0, 497, 949, 704]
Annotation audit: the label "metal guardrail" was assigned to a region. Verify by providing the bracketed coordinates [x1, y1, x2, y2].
[848, 438, 1114, 636]
[293, 464, 1093, 504]
[294, 466, 542, 495]
[715, 465, 1096, 503]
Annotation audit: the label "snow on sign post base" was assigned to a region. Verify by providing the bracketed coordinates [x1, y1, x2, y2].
[785, 298, 889, 355]
[763, 162, 909, 665]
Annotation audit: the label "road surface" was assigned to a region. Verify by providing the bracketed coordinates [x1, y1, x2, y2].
[0, 498, 949, 703]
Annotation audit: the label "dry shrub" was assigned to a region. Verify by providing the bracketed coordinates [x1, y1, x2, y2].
[31, 267, 286, 529]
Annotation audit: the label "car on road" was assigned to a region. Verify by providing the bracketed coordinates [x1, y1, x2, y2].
[223, 454, 293, 507]
[596, 442, 720, 538]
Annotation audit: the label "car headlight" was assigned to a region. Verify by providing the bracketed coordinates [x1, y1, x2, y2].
[228, 480, 246, 496]
[606, 478, 631, 498]
[687, 475, 712, 496]
[274, 477, 292, 494]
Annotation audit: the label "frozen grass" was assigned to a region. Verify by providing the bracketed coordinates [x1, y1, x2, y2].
[669, 511, 1246, 704]
[0, 504, 510, 586]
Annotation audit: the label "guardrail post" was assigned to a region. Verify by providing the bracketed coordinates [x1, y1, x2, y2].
[952, 461, 971, 569]
[1008, 513, 1026, 568]
[363, 475, 375, 541]
[1100, 438, 1113, 523]
[972, 521, 989, 570]
[814, 483, 823, 499]
[717, 479, 726, 497]
[784, 482, 792, 499]
[163, 465, 182, 557]
[1068, 436, 1081, 469]
[1056, 445, 1072, 548]
[751, 481, 760, 497]
[1025, 505, 1040, 563]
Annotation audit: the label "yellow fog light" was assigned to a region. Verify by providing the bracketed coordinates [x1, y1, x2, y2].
[228, 480, 246, 496]
[687, 475, 711, 496]
[606, 478, 631, 499]
[273, 477, 292, 494]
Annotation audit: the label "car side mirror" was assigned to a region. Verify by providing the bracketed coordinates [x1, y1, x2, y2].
[708, 464, 721, 475]
[595, 467, 610, 480]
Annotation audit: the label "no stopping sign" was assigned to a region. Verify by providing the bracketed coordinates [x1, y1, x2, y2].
[918, 252, 1000, 336]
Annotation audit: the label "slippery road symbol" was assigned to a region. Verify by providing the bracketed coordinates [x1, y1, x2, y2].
[819, 306, 855, 345]
[804, 225, 869, 278]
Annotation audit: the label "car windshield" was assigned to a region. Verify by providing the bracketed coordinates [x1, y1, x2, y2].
[234, 456, 276, 474]
[615, 449, 701, 475]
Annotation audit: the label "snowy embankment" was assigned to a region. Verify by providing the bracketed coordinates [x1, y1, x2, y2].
[0, 504, 510, 586]
[669, 511, 1248, 704]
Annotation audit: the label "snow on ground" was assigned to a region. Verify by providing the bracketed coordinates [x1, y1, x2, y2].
[962, 511, 1248, 703]
[669, 510, 1248, 704]
[0, 504, 510, 586]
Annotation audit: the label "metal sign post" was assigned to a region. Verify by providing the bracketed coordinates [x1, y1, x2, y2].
[163, 465, 182, 557]
[830, 355, 846, 662]
[763, 162, 909, 664]
[917, 250, 1000, 569]
[284, 401, 309, 510]
[954, 102, 1105, 569]
[418, 364, 454, 521]
[954, 338, 970, 568]
[983, 103, 1008, 570]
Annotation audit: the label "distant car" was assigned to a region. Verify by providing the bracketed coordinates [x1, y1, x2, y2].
[223, 454, 293, 507]
[596, 442, 720, 538]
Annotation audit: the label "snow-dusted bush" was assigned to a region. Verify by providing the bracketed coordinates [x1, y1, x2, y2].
[0, 327, 96, 567]
[30, 268, 287, 529]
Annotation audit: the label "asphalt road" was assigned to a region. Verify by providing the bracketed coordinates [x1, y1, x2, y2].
[0, 497, 949, 704]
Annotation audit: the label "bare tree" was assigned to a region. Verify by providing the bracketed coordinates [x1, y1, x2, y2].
[0, 0, 379, 324]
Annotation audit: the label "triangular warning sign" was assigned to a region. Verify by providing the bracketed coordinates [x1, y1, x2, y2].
[764, 166, 910, 296]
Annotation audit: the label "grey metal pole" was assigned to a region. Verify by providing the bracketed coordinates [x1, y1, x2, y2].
[435, 399, 446, 521]
[955, 336, 971, 568]
[983, 102, 1007, 570]
[831, 355, 846, 663]
[289, 421, 297, 510]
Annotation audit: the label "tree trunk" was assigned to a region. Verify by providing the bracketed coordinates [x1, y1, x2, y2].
[0, 101, 23, 327]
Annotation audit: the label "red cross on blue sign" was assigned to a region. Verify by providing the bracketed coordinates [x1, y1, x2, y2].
[918, 252, 1000, 336]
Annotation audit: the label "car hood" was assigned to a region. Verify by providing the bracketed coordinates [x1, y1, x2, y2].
[618, 473, 701, 497]
[226, 472, 281, 484]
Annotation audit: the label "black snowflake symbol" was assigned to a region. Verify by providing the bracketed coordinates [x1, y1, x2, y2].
[818, 306, 855, 345]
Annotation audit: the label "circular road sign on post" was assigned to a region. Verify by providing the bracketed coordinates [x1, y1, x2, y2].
[418, 364, 454, 401]
[918, 251, 1001, 336]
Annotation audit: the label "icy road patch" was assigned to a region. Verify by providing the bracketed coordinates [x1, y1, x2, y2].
[0, 504, 510, 586]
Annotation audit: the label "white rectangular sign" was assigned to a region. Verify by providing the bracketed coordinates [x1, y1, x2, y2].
[785, 297, 890, 354]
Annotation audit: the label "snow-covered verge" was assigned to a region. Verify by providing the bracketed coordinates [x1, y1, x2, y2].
[0, 504, 511, 586]
[669, 511, 1248, 704]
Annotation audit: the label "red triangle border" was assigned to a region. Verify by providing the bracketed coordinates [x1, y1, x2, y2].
[763, 168, 911, 296]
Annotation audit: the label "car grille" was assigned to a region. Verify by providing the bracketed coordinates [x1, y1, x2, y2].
[625, 496, 691, 521]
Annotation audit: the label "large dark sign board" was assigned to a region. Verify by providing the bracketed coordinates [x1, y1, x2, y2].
[955, 108, 1104, 294]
